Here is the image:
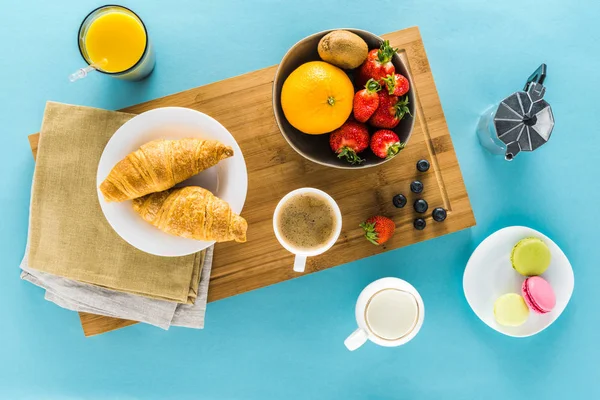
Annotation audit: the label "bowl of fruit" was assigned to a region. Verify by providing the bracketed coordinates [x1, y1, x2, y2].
[273, 29, 415, 169]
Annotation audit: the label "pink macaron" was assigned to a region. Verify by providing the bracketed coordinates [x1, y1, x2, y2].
[522, 276, 556, 314]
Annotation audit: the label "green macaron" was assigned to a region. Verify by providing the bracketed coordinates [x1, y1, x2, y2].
[511, 237, 551, 276]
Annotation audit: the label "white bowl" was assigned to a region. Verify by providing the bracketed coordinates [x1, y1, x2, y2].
[463, 226, 574, 337]
[97, 107, 248, 257]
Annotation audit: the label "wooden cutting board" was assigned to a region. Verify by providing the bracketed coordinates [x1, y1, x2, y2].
[28, 26, 475, 336]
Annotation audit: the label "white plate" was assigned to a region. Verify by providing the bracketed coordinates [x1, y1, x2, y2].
[463, 226, 574, 337]
[97, 107, 248, 257]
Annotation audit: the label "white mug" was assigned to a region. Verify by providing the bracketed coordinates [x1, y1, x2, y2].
[273, 188, 342, 273]
[344, 277, 425, 351]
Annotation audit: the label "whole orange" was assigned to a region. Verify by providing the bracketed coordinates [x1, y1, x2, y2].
[281, 61, 354, 134]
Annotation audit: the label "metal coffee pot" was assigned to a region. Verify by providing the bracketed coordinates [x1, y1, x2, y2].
[477, 64, 554, 161]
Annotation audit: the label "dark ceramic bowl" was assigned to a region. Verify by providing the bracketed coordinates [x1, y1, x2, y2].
[272, 28, 415, 169]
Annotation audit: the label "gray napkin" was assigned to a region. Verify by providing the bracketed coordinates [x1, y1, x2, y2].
[45, 246, 212, 329]
[20, 245, 213, 329]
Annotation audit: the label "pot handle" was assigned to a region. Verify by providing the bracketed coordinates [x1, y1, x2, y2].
[524, 63, 547, 91]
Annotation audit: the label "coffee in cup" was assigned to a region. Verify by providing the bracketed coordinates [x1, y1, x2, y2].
[273, 188, 342, 272]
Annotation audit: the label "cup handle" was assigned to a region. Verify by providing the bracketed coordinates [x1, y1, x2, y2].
[293, 255, 307, 273]
[344, 328, 368, 351]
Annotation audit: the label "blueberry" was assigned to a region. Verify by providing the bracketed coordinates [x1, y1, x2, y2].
[414, 218, 426, 230]
[417, 159, 430, 172]
[393, 194, 407, 208]
[432, 207, 447, 222]
[410, 180, 424, 194]
[414, 199, 428, 213]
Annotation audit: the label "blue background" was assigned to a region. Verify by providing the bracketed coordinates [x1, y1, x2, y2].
[1, 0, 598, 398]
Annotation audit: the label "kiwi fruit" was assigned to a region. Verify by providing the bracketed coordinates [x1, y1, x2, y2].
[318, 30, 368, 70]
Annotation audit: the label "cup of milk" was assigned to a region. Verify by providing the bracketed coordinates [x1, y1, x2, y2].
[344, 277, 425, 351]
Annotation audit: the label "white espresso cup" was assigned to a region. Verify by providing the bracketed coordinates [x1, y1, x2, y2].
[344, 277, 425, 351]
[273, 188, 342, 273]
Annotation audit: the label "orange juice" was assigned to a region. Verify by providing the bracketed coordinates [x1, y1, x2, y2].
[78, 6, 154, 80]
[84, 11, 147, 73]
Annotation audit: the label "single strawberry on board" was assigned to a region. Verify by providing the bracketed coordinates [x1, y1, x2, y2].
[329, 120, 370, 164]
[369, 92, 411, 129]
[353, 79, 381, 123]
[370, 129, 405, 159]
[356, 40, 398, 87]
[382, 73, 410, 96]
[360, 216, 396, 245]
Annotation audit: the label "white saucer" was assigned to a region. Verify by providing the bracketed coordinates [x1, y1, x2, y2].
[463, 226, 574, 337]
[97, 107, 248, 257]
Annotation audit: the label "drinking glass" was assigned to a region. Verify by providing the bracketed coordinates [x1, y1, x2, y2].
[78, 5, 155, 81]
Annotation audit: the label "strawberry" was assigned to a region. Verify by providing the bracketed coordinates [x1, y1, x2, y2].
[360, 216, 396, 245]
[370, 129, 405, 159]
[329, 120, 370, 164]
[356, 40, 398, 87]
[353, 79, 381, 123]
[382, 73, 410, 96]
[368, 92, 411, 129]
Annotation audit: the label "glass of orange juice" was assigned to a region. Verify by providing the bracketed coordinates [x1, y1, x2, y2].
[78, 5, 155, 81]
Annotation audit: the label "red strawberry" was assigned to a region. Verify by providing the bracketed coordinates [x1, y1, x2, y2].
[369, 92, 411, 129]
[382, 73, 410, 96]
[356, 40, 398, 87]
[370, 129, 405, 159]
[329, 120, 370, 164]
[360, 216, 396, 245]
[353, 79, 381, 123]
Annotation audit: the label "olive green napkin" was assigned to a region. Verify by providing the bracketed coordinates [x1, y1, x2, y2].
[28, 101, 201, 303]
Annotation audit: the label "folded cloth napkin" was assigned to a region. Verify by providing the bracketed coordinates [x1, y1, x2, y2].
[28, 102, 200, 303]
[20, 245, 213, 329]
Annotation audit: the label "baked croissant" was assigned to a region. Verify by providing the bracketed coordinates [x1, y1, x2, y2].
[132, 186, 247, 243]
[100, 138, 234, 202]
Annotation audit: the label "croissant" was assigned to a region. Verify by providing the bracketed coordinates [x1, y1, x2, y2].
[100, 138, 234, 202]
[132, 186, 247, 243]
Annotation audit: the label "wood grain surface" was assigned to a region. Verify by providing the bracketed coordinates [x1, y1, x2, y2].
[28, 26, 475, 337]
